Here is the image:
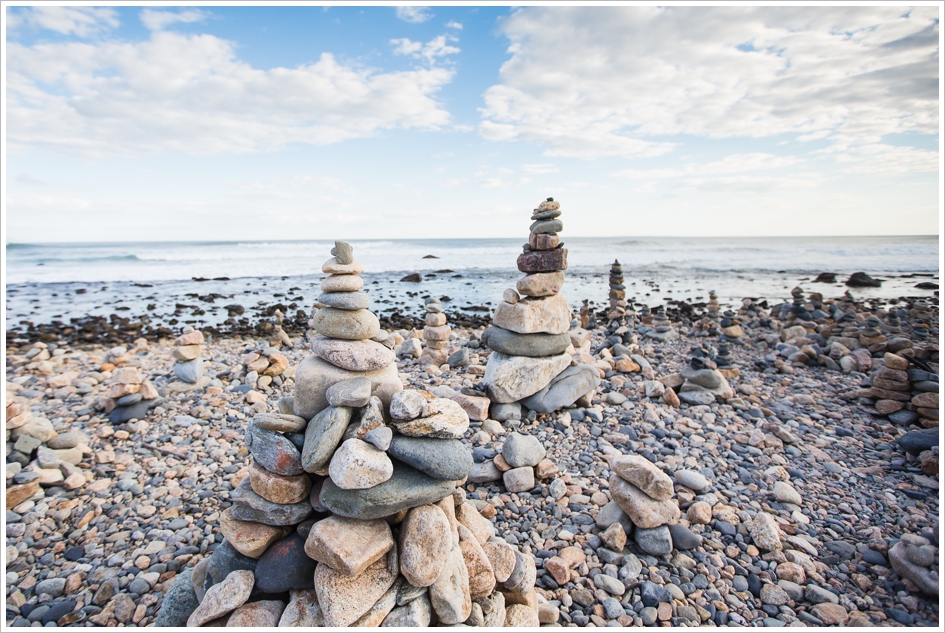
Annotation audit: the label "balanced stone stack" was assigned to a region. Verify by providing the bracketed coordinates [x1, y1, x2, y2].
[298, 241, 401, 419]
[780, 287, 812, 322]
[167, 387, 542, 627]
[101, 366, 162, 424]
[481, 198, 599, 415]
[888, 533, 939, 596]
[643, 307, 677, 342]
[676, 348, 734, 405]
[693, 290, 721, 337]
[420, 298, 451, 367]
[713, 343, 737, 378]
[865, 352, 939, 428]
[608, 454, 681, 556]
[719, 309, 744, 343]
[241, 345, 290, 391]
[172, 327, 205, 384]
[606, 260, 627, 322]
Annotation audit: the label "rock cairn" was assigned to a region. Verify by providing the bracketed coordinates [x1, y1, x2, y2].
[102, 366, 161, 424]
[240, 344, 290, 392]
[643, 306, 677, 342]
[481, 198, 599, 415]
[888, 533, 939, 596]
[671, 347, 735, 406]
[172, 327, 205, 384]
[719, 309, 744, 343]
[606, 260, 627, 322]
[168, 387, 541, 627]
[420, 298, 451, 367]
[863, 352, 939, 428]
[299, 241, 401, 419]
[693, 290, 721, 337]
[607, 454, 681, 557]
[6, 399, 91, 508]
[468, 430, 558, 495]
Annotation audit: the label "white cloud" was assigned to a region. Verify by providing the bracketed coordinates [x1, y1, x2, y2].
[611, 168, 681, 180]
[679, 173, 825, 193]
[522, 163, 560, 174]
[396, 7, 433, 24]
[476, 177, 532, 189]
[611, 153, 803, 180]
[7, 6, 119, 36]
[140, 9, 209, 31]
[835, 145, 939, 174]
[446, 21, 463, 30]
[7, 31, 456, 156]
[391, 35, 460, 65]
[480, 6, 940, 168]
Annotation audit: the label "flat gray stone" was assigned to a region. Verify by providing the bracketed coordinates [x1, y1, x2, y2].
[387, 436, 474, 481]
[231, 477, 312, 526]
[318, 291, 370, 311]
[326, 377, 372, 408]
[301, 406, 353, 474]
[634, 525, 673, 556]
[320, 461, 455, 520]
[174, 358, 204, 383]
[481, 326, 571, 358]
[501, 432, 546, 468]
[520, 364, 600, 413]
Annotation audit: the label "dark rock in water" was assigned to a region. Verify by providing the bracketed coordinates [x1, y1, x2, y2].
[481, 326, 570, 358]
[154, 569, 198, 627]
[846, 272, 881, 287]
[915, 282, 939, 289]
[422, 255, 439, 259]
[897, 428, 938, 455]
[206, 540, 258, 586]
[813, 272, 837, 283]
[387, 436, 474, 481]
[108, 400, 151, 424]
[254, 533, 316, 593]
[224, 304, 245, 316]
[400, 273, 422, 282]
[320, 461, 454, 520]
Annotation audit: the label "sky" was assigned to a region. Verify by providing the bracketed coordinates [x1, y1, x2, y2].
[3, 3, 942, 243]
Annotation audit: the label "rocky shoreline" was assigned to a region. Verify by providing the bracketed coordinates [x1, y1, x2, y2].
[4, 284, 940, 627]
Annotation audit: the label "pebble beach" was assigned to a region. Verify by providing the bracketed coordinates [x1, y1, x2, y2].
[4, 234, 940, 628]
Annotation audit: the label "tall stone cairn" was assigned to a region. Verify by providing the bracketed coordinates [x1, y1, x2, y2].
[420, 298, 451, 367]
[606, 260, 627, 322]
[481, 198, 600, 415]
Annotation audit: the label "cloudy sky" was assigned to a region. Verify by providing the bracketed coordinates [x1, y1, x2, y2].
[4, 3, 941, 243]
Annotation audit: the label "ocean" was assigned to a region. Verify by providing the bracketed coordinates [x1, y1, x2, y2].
[4, 236, 939, 333]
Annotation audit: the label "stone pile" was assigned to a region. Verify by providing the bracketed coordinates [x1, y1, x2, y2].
[99, 366, 162, 424]
[780, 287, 812, 322]
[607, 454, 682, 557]
[467, 430, 558, 494]
[719, 309, 744, 343]
[240, 344, 290, 391]
[668, 347, 735, 406]
[6, 398, 92, 508]
[606, 260, 627, 322]
[420, 298, 451, 367]
[693, 290, 720, 337]
[172, 327, 205, 384]
[861, 352, 939, 428]
[481, 198, 599, 415]
[888, 533, 939, 596]
[643, 306, 677, 342]
[160, 386, 542, 627]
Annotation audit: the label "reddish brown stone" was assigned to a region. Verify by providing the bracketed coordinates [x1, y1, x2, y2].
[871, 377, 910, 391]
[6, 481, 39, 509]
[913, 392, 938, 409]
[866, 387, 912, 401]
[517, 248, 568, 273]
[528, 233, 559, 251]
[875, 399, 905, 415]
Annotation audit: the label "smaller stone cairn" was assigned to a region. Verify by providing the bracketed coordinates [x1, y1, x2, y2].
[693, 290, 721, 337]
[102, 366, 162, 424]
[469, 430, 558, 494]
[639, 304, 652, 325]
[671, 347, 735, 406]
[713, 343, 738, 379]
[606, 260, 627, 322]
[643, 306, 677, 342]
[172, 327, 205, 384]
[241, 345, 290, 392]
[606, 454, 682, 557]
[888, 533, 939, 596]
[420, 298, 451, 367]
[718, 309, 744, 343]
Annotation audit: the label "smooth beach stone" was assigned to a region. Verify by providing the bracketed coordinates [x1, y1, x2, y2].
[320, 461, 455, 520]
[425, 312, 447, 326]
[493, 294, 571, 335]
[305, 515, 394, 576]
[364, 426, 393, 451]
[245, 423, 304, 476]
[172, 344, 201, 361]
[897, 428, 938, 455]
[674, 470, 709, 492]
[516, 271, 565, 297]
[678, 390, 716, 405]
[174, 330, 205, 346]
[186, 570, 254, 627]
[351, 578, 402, 626]
[681, 366, 725, 389]
[430, 546, 472, 624]
[315, 547, 398, 627]
[279, 589, 324, 627]
[481, 326, 570, 357]
[501, 432, 546, 468]
[611, 455, 674, 501]
[252, 412, 308, 433]
[527, 231, 560, 251]
[390, 398, 469, 439]
[520, 364, 600, 413]
[748, 512, 783, 551]
[382, 594, 432, 627]
[219, 507, 292, 558]
[390, 390, 428, 420]
[313, 307, 380, 340]
[609, 474, 680, 528]
[205, 540, 259, 586]
[503, 466, 535, 493]
[309, 335, 395, 372]
[326, 377, 372, 408]
[321, 274, 364, 293]
[301, 406, 353, 473]
[482, 351, 571, 403]
[460, 531, 496, 600]
[400, 505, 453, 587]
[530, 208, 562, 221]
[254, 533, 318, 593]
[668, 523, 703, 550]
[635, 526, 673, 556]
[317, 291, 370, 311]
[249, 461, 312, 504]
[231, 478, 313, 526]
[328, 438, 394, 490]
[154, 569, 199, 627]
[468, 461, 502, 484]
[293, 355, 401, 420]
[529, 218, 563, 234]
[517, 248, 568, 273]
[331, 240, 353, 264]
[387, 436, 474, 481]
[174, 358, 204, 384]
[227, 601, 285, 627]
[537, 198, 560, 212]
[888, 542, 939, 595]
[322, 257, 364, 275]
[423, 324, 451, 341]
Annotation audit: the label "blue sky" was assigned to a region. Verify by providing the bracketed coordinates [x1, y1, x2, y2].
[4, 3, 942, 242]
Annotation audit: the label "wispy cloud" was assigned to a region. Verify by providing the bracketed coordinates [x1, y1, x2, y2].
[140, 9, 209, 31]
[396, 7, 433, 24]
[522, 163, 560, 175]
[391, 34, 460, 65]
[7, 6, 119, 37]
